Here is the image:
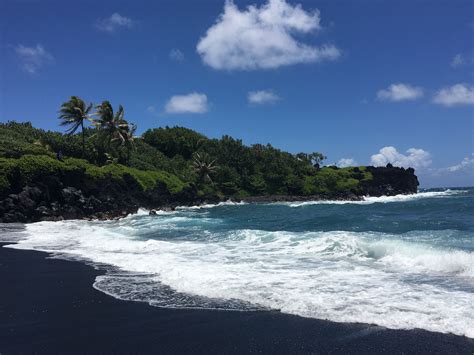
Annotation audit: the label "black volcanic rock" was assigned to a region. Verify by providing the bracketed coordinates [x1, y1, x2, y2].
[360, 165, 419, 196]
[0, 165, 420, 223]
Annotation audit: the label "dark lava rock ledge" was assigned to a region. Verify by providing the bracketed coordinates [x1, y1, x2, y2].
[0, 165, 418, 223]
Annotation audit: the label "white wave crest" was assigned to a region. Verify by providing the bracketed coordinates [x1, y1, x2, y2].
[176, 200, 248, 210]
[286, 189, 465, 207]
[6, 220, 474, 338]
[0, 223, 28, 243]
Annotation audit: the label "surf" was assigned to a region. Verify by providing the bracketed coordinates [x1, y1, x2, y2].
[2, 188, 473, 338]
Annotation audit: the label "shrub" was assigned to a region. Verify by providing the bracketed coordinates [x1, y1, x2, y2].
[0, 121, 378, 199]
[0, 155, 187, 197]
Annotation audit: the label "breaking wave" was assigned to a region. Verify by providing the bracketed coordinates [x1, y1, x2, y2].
[284, 189, 465, 207]
[4, 215, 473, 338]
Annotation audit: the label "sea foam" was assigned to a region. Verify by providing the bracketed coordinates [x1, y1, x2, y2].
[176, 200, 248, 210]
[5, 215, 473, 338]
[284, 189, 465, 207]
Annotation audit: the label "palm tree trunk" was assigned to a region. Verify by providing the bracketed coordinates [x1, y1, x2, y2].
[81, 120, 85, 158]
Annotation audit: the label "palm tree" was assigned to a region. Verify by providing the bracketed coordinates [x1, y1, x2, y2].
[122, 123, 137, 162]
[94, 101, 119, 146]
[93, 101, 129, 146]
[93, 101, 136, 162]
[193, 152, 216, 184]
[58, 96, 93, 156]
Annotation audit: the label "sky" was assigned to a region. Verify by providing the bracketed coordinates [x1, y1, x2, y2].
[1, 0, 473, 188]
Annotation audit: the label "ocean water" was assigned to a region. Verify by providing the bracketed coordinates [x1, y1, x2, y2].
[2, 188, 474, 338]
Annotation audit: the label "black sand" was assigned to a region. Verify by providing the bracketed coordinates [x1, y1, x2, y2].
[0, 243, 473, 354]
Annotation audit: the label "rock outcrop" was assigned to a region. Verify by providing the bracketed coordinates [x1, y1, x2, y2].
[360, 165, 419, 196]
[0, 164, 419, 223]
[0, 169, 198, 223]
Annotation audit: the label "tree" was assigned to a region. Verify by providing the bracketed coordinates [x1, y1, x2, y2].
[308, 152, 326, 167]
[296, 152, 311, 164]
[93, 101, 136, 163]
[296, 152, 326, 168]
[121, 123, 137, 162]
[192, 152, 216, 184]
[94, 101, 124, 146]
[142, 126, 207, 159]
[58, 96, 93, 156]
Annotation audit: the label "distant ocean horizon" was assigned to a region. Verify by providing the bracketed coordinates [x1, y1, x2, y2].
[3, 187, 473, 338]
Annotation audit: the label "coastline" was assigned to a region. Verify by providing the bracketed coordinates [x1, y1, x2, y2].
[0, 192, 381, 224]
[240, 193, 363, 203]
[0, 191, 364, 223]
[1, 242, 473, 354]
[0, 159, 419, 224]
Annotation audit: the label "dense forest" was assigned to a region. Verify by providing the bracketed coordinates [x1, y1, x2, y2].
[0, 97, 418, 222]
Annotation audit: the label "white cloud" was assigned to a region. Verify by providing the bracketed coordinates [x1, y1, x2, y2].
[196, 0, 340, 70]
[371, 146, 432, 170]
[169, 49, 184, 62]
[337, 158, 358, 168]
[377, 83, 424, 102]
[451, 54, 465, 68]
[14, 44, 54, 74]
[445, 153, 474, 173]
[165, 93, 208, 114]
[95, 13, 133, 33]
[146, 106, 156, 114]
[433, 84, 474, 106]
[248, 90, 280, 104]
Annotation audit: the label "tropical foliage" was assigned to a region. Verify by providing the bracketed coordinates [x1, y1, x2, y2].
[58, 96, 93, 156]
[0, 96, 371, 199]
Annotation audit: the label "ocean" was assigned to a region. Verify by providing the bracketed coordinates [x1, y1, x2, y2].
[3, 188, 473, 338]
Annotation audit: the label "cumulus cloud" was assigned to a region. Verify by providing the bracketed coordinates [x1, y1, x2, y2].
[371, 146, 432, 170]
[248, 90, 280, 104]
[451, 54, 465, 68]
[165, 93, 208, 114]
[377, 83, 424, 102]
[14, 44, 54, 74]
[95, 13, 134, 33]
[169, 49, 184, 62]
[196, 0, 340, 70]
[433, 84, 474, 106]
[337, 158, 358, 168]
[445, 153, 474, 173]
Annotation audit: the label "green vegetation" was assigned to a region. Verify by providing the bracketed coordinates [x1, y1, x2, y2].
[0, 97, 374, 199]
[302, 166, 373, 194]
[58, 96, 93, 157]
[0, 154, 186, 196]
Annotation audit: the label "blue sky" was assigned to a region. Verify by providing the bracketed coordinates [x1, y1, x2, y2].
[1, 0, 473, 187]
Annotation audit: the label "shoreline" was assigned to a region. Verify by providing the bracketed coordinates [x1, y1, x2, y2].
[240, 193, 364, 203]
[0, 189, 449, 224]
[1, 242, 473, 354]
[0, 191, 389, 224]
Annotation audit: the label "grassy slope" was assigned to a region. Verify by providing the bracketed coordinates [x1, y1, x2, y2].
[0, 155, 187, 197]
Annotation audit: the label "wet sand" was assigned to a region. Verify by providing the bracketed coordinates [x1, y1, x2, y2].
[0, 243, 473, 354]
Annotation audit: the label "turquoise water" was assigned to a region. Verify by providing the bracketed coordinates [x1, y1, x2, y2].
[5, 188, 474, 337]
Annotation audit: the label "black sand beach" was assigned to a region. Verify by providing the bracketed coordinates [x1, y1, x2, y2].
[0, 243, 473, 355]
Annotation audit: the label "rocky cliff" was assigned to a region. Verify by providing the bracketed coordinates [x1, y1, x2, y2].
[0, 168, 200, 223]
[360, 165, 419, 196]
[0, 164, 419, 223]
